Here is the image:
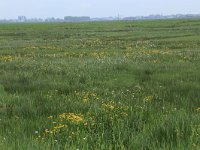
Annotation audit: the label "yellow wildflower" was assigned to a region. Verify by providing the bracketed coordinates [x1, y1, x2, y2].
[66, 113, 84, 123]
[195, 107, 200, 111]
[83, 98, 88, 103]
[45, 129, 50, 134]
[144, 96, 153, 102]
[59, 113, 84, 123]
[53, 124, 67, 129]
[102, 103, 115, 110]
[0, 55, 16, 62]
[48, 116, 53, 119]
[121, 112, 128, 117]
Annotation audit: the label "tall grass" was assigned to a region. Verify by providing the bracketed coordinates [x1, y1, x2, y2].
[0, 19, 200, 149]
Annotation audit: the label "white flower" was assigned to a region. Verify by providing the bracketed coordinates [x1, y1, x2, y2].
[35, 131, 39, 134]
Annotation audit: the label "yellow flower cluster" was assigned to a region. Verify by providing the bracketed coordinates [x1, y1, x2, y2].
[45, 124, 68, 134]
[102, 103, 115, 110]
[101, 102, 129, 118]
[23, 45, 61, 50]
[59, 113, 84, 123]
[75, 91, 99, 103]
[37, 112, 86, 141]
[144, 96, 153, 102]
[83, 92, 98, 103]
[195, 107, 200, 111]
[47, 115, 53, 119]
[0, 55, 16, 62]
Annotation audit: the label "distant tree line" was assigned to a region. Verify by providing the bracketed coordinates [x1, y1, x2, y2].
[1, 14, 200, 23]
[64, 16, 90, 22]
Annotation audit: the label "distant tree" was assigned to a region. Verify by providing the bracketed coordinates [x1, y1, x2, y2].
[64, 16, 90, 22]
[18, 16, 26, 22]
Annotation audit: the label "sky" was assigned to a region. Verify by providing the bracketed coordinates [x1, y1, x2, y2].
[1, 0, 200, 19]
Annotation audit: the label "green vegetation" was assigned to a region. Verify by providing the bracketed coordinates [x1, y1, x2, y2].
[0, 19, 200, 149]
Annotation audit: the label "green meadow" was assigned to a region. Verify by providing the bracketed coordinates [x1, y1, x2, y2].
[0, 19, 200, 149]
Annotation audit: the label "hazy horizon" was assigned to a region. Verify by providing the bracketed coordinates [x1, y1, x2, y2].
[1, 0, 200, 19]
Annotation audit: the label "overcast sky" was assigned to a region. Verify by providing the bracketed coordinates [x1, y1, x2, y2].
[1, 0, 200, 19]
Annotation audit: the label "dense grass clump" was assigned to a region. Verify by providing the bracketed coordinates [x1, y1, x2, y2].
[0, 19, 200, 149]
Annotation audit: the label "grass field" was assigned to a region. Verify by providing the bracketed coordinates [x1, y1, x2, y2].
[0, 19, 200, 149]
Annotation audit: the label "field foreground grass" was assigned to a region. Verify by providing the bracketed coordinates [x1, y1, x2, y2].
[0, 19, 200, 149]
